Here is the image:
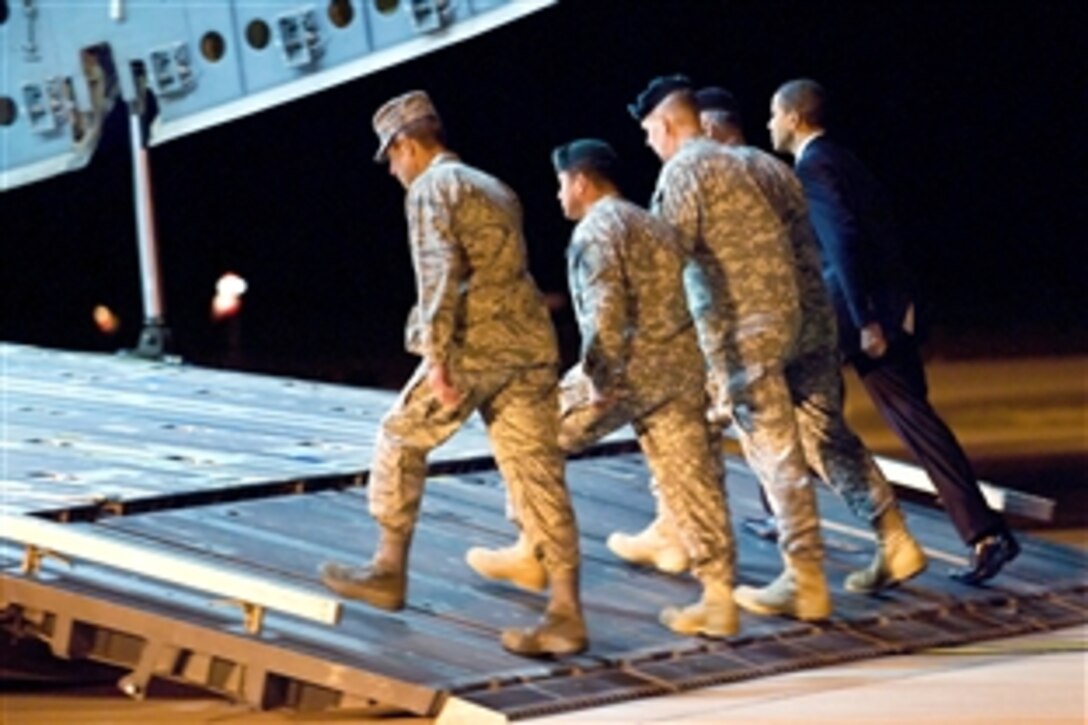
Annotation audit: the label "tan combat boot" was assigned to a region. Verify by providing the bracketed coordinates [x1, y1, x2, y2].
[465, 531, 548, 592]
[844, 506, 927, 594]
[320, 528, 410, 611]
[501, 568, 588, 657]
[607, 514, 690, 574]
[660, 580, 739, 637]
[733, 558, 832, 621]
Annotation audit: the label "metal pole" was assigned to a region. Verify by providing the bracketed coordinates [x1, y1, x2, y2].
[128, 103, 171, 358]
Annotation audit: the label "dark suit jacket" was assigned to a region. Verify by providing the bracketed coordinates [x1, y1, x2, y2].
[795, 135, 916, 357]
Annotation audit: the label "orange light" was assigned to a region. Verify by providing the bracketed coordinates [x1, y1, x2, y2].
[211, 272, 247, 321]
[211, 293, 242, 320]
[93, 305, 120, 334]
[216, 272, 248, 297]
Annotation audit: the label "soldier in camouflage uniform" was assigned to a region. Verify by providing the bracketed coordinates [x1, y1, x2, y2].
[319, 91, 586, 657]
[627, 76, 926, 621]
[697, 87, 931, 587]
[469, 139, 737, 637]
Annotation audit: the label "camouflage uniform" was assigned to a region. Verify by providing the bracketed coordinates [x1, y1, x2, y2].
[369, 152, 579, 572]
[652, 137, 822, 561]
[731, 145, 898, 525]
[558, 196, 732, 582]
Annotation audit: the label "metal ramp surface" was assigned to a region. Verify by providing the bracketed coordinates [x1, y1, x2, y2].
[2, 344, 1085, 722]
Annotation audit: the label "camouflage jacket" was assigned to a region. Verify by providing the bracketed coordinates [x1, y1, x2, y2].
[403, 152, 557, 370]
[730, 145, 838, 356]
[567, 196, 702, 401]
[651, 137, 801, 368]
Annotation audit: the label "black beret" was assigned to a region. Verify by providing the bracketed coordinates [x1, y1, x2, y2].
[627, 74, 694, 120]
[695, 86, 740, 114]
[552, 139, 619, 180]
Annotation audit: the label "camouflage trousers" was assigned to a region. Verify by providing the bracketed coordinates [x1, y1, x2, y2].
[729, 347, 897, 561]
[559, 368, 734, 583]
[368, 362, 580, 572]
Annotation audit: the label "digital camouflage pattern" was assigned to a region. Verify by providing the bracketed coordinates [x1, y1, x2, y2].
[731, 145, 837, 356]
[558, 196, 733, 582]
[651, 137, 820, 560]
[371, 90, 439, 161]
[369, 153, 579, 572]
[652, 137, 898, 560]
[566, 196, 702, 406]
[402, 153, 558, 371]
[653, 137, 802, 386]
[731, 145, 898, 527]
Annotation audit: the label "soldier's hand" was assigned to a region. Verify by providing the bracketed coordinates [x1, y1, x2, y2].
[860, 322, 888, 359]
[427, 362, 463, 407]
[588, 380, 615, 410]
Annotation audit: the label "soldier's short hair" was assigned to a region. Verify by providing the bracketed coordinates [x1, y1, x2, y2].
[696, 86, 744, 130]
[552, 139, 619, 187]
[702, 109, 742, 131]
[662, 88, 699, 118]
[629, 74, 694, 120]
[776, 79, 827, 128]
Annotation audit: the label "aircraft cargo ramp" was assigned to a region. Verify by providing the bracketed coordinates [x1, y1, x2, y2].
[2, 343, 1084, 722]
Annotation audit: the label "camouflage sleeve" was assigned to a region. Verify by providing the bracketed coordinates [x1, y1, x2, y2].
[571, 227, 629, 397]
[651, 162, 700, 255]
[409, 183, 464, 365]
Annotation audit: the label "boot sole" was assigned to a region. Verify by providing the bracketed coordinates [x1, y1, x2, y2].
[322, 575, 406, 611]
[662, 620, 738, 638]
[659, 607, 739, 637]
[651, 555, 691, 575]
[844, 560, 928, 595]
[606, 538, 689, 574]
[501, 631, 588, 657]
[732, 589, 830, 622]
[464, 551, 548, 592]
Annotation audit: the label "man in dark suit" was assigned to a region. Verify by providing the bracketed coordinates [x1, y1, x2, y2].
[765, 78, 1019, 585]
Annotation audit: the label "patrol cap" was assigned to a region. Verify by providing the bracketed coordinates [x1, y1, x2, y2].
[551, 139, 619, 182]
[695, 86, 740, 114]
[371, 90, 440, 162]
[627, 74, 693, 121]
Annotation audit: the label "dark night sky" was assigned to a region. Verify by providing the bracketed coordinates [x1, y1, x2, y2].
[2, 1, 1084, 383]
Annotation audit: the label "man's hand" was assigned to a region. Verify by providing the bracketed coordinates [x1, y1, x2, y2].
[588, 383, 614, 410]
[427, 361, 462, 407]
[860, 322, 888, 358]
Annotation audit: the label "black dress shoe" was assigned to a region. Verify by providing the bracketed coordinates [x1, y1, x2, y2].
[950, 530, 1020, 585]
[741, 515, 780, 542]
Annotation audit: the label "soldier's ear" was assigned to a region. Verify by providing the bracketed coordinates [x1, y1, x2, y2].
[570, 171, 587, 194]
